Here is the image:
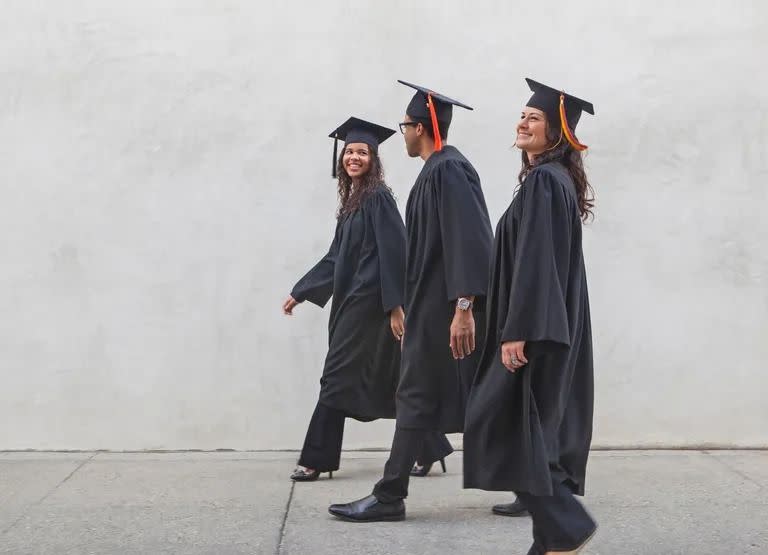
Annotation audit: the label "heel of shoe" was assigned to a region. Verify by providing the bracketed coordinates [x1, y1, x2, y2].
[328, 471, 333, 479]
[440, 458, 446, 473]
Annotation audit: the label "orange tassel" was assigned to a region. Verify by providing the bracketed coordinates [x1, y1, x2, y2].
[427, 93, 443, 151]
[559, 94, 588, 151]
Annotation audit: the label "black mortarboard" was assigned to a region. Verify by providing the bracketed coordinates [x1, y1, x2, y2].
[525, 78, 594, 150]
[398, 80, 473, 151]
[328, 117, 396, 178]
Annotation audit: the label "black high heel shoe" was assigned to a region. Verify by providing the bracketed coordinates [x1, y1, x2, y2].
[409, 458, 446, 477]
[290, 468, 334, 482]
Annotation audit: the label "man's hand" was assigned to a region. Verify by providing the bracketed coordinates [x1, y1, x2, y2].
[450, 308, 476, 360]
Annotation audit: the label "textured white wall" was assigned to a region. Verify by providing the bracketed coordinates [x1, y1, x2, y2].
[1, 1, 766, 450]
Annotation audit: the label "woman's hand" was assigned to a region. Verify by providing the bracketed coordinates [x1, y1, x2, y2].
[283, 295, 300, 315]
[390, 306, 405, 341]
[501, 341, 527, 372]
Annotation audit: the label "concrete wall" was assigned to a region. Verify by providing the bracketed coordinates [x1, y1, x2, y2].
[1, 1, 766, 450]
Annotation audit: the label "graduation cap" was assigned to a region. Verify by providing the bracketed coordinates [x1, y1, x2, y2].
[329, 117, 396, 178]
[525, 78, 595, 151]
[398, 80, 473, 152]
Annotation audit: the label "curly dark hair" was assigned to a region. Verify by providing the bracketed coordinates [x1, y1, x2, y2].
[518, 124, 595, 222]
[336, 148, 393, 218]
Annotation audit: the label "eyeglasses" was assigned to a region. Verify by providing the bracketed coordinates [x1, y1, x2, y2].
[398, 122, 419, 134]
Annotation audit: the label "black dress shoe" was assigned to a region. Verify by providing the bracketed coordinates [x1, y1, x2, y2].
[410, 458, 447, 477]
[328, 495, 405, 522]
[290, 468, 333, 482]
[491, 498, 529, 517]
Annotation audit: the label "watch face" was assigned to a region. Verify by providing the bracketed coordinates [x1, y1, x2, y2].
[458, 298, 471, 310]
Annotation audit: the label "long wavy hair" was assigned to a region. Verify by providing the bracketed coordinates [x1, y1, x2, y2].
[518, 122, 595, 222]
[336, 147, 392, 218]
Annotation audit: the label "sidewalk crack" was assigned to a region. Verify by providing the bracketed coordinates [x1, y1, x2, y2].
[276, 481, 296, 555]
[0, 453, 97, 537]
[702, 450, 764, 489]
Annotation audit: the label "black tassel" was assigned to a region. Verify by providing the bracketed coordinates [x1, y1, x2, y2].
[332, 136, 338, 178]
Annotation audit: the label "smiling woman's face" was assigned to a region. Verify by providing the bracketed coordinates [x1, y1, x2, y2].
[342, 142, 371, 179]
[516, 107, 550, 156]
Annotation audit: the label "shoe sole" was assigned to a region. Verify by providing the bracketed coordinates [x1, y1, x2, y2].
[328, 509, 405, 523]
[491, 508, 529, 517]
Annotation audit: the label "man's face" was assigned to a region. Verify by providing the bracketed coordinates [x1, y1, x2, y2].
[401, 115, 422, 158]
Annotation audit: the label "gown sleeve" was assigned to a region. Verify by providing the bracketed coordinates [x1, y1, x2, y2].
[436, 160, 493, 304]
[290, 222, 340, 307]
[500, 168, 574, 349]
[370, 190, 406, 313]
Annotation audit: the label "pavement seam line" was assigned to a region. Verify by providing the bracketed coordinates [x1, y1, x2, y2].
[276, 480, 296, 555]
[702, 450, 764, 489]
[0, 452, 97, 537]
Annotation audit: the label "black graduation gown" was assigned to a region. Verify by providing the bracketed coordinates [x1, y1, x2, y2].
[463, 162, 594, 496]
[291, 186, 405, 421]
[397, 145, 494, 433]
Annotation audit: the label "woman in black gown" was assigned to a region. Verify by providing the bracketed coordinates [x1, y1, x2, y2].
[285, 117, 452, 482]
[464, 79, 598, 554]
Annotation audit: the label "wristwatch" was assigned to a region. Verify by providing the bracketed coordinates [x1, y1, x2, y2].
[456, 297, 473, 311]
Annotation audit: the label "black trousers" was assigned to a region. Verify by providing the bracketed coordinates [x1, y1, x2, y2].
[298, 403, 453, 473]
[372, 426, 454, 503]
[516, 480, 596, 554]
[297, 402, 347, 472]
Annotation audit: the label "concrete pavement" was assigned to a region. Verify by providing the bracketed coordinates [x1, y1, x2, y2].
[1, 450, 766, 554]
